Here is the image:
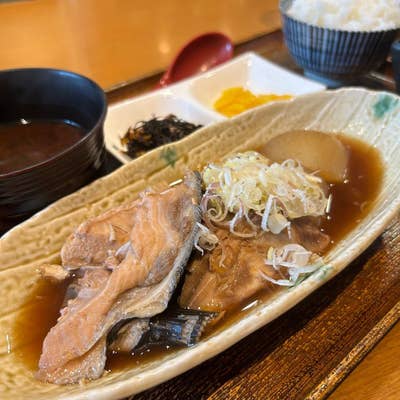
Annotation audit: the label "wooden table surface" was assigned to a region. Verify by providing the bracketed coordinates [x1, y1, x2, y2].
[1, 1, 399, 399]
[0, 0, 280, 90]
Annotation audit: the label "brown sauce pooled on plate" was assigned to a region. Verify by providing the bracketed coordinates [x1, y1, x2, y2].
[12, 278, 68, 371]
[12, 133, 383, 373]
[259, 134, 384, 246]
[319, 135, 383, 244]
[0, 119, 85, 175]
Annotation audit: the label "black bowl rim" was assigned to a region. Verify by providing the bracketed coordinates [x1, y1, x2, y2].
[0, 67, 107, 179]
[279, 0, 400, 35]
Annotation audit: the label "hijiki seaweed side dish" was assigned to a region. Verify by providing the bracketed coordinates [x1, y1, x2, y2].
[121, 114, 203, 159]
[31, 130, 382, 385]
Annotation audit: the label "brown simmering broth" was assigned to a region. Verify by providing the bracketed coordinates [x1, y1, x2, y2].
[0, 119, 85, 175]
[319, 135, 383, 245]
[12, 279, 68, 371]
[12, 134, 383, 373]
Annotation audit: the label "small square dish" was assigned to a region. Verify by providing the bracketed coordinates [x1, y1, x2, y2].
[104, 52, 325, 164]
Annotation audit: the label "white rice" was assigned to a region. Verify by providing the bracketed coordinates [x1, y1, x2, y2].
[287, 0, 400, 31]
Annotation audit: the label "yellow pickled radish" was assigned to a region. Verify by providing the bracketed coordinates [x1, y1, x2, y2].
[213, 87, 292, 117]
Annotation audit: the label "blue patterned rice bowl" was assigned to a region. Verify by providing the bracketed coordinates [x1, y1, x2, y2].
[280, 0, 399, 83]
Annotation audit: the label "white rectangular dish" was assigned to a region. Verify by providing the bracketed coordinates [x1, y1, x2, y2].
[104, 52, 325, 163]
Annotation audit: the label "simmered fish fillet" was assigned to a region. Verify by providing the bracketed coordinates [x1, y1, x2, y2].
[37, 337, 107, 385]
[61, 202, 138, 270]
[179, 220, 330, 312]
[38, 172, 201, 383]
[36, 268, 110, 384]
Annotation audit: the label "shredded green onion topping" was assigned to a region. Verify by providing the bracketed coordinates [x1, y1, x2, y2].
[201, 151, 328, 236]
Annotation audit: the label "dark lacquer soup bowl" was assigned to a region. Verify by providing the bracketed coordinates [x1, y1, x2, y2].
[0, 68, 107, 230]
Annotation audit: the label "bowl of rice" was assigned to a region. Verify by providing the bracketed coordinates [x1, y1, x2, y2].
[280, 0, 400, 84]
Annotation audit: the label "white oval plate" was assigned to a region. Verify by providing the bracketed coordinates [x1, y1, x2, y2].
[1, 88, 399, 399]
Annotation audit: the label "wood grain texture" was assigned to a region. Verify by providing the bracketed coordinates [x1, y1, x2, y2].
[0, 0, 280, 89]
[329, 316, 400, 400]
